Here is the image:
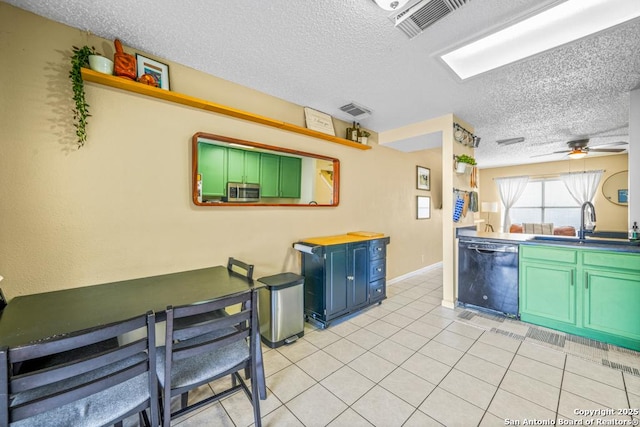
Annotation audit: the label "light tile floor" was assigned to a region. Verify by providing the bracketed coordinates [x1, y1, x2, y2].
[153, 267, 640, 426]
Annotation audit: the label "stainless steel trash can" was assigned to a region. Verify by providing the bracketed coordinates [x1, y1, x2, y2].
[257, 272, 304, 348]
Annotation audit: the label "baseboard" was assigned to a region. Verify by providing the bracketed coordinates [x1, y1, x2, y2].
[387, 261, 443, 285]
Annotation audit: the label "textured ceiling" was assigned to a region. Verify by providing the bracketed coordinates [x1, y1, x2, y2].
[7, 0, 640, 168]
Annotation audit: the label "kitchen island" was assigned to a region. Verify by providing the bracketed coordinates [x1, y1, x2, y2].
[296, 232, 390, 328]
[457, 229, 640, 351]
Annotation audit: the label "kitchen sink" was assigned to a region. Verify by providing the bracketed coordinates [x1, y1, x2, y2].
[529, 235, 640, 246]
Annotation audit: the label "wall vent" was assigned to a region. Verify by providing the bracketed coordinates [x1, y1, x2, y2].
[338, 102, 372, 120]
[393, 0, 470, 39]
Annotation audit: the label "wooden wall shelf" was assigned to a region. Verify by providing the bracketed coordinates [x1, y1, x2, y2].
[81, 68, 371, 150]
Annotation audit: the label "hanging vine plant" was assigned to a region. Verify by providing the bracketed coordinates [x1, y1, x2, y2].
[69, 45, 98, 149]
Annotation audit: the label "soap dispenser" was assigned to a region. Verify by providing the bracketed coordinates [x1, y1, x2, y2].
[630, 221, 639, 240]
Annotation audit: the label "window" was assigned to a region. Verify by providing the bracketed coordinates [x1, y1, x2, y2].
[509, 178, 580, 229]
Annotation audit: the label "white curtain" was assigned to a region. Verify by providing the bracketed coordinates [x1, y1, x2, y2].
[495, 175, 529, 232]
[560, 170, 604, 205]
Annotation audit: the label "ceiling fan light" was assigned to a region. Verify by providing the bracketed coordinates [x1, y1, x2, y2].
[568, 149, 587, 159]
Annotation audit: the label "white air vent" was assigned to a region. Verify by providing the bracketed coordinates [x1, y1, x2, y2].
[338, 102, 372, 120]
[496, 137, 525, 145]
[393, 0, 470, 39]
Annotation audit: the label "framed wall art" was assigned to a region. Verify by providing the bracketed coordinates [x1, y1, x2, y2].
[417, 196, 431, 219]
[303, 107, 336, 136]
[417, 166, 430, 191]
[135, 54, 170, 90]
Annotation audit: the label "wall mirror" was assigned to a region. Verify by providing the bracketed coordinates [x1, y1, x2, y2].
[192, 132, 339, 206]
[601, 170, 628, 206]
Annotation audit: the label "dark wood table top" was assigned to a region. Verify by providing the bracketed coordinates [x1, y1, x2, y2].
[0, 266, 265, 348]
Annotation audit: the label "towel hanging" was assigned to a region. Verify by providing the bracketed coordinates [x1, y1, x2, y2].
[453, 194, 464, 222]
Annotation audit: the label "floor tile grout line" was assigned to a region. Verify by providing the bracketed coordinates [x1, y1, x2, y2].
[554, 352, 568, 423]
[477, 338, 522, 425]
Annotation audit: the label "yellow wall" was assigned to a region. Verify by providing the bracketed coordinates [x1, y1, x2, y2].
[479, 154, 629, 232]
[0, 4, 444, 299]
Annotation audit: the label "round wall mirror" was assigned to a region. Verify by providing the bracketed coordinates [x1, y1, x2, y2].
[601, 170, 628, 206]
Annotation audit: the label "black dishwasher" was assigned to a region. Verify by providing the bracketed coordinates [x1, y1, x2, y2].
[458, 239, 519, 318]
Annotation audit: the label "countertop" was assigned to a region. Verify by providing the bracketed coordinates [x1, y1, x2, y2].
[457, 229, 640, 253]
[300, 232, 388, 246]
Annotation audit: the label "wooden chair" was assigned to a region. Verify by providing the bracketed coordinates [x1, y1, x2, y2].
[227, 257, 254, 280]
[174, 258, 254, 332]
[0, 312, 159, 427]
[158, 290, 261, 427]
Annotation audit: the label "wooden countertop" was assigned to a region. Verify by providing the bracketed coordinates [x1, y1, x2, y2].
[301, 232, 386, 246]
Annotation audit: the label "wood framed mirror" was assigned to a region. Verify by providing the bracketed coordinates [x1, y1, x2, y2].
[601, 170, 628, 206]
[192, 132, 340, 206]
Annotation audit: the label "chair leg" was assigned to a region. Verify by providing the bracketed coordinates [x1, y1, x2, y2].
[250, 365, 262, 427]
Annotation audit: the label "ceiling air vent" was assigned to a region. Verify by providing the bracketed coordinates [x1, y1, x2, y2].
[496, 137, 525, 146]
[393, 0, 470, 39]
[338, 102, 372, 120]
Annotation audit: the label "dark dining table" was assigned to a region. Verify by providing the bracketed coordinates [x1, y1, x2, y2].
[0, 265, 267, 398]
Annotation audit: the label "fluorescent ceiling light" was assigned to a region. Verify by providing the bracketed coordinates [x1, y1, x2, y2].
[441, 0, 640, 80]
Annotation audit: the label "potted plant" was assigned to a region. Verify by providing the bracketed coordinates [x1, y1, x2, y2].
[359, 130, 371, 145]
[455, 154, 476, 173]
[69, 45, 99, 149]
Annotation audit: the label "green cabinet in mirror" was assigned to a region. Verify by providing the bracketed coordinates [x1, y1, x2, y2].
[192, 132, 340, 206]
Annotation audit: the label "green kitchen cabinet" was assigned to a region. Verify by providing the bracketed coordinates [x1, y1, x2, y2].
[581, 248, 640, 343]
[198, 143, 227, 197]
[520, 262, 577, 326]
[259, 153, 302, 198]
[227, 148, 260, 184]
[583, 269, 640, 342]
[519, 244, 640, 351]
[259, 153, 280, 197]
[279, 156, 302, 198]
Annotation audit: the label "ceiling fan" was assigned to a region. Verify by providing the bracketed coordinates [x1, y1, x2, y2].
[531, 138, 628, 159]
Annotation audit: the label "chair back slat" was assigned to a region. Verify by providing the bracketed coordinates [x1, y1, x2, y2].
[9, 315, 147, 362]
[173, 309, 250, 342]
[172, 329, 250, 362]
[2, 311, 158, 426]
[11, 338, 147, 393]
[227, 257, 254, 280]
[172, 292, 249, 318]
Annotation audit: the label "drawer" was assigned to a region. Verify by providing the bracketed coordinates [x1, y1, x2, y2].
[520, 245, 577, 264]
[370, 259, 386, 281]
[369, 239, 387, 261]
[582, 250, 640, 273]
[370, 279, 385, 301]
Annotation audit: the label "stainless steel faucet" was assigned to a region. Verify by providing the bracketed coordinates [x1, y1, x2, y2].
[579, 201, 596, 240]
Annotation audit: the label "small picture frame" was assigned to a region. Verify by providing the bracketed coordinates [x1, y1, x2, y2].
[417, 196, 431, 219]
[618, 189, 628, 203]
[135, 54, 170, 90]
[417, 166, 430, 191]
[303, 107, 336, 136]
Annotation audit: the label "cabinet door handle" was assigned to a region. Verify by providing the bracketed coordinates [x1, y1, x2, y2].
[585, 272, 589, 289]
[376, 247, 382, 252]
[347, 276, 354, 281]
[570, 270, 574, 286]
[376, 268, 382, 272]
